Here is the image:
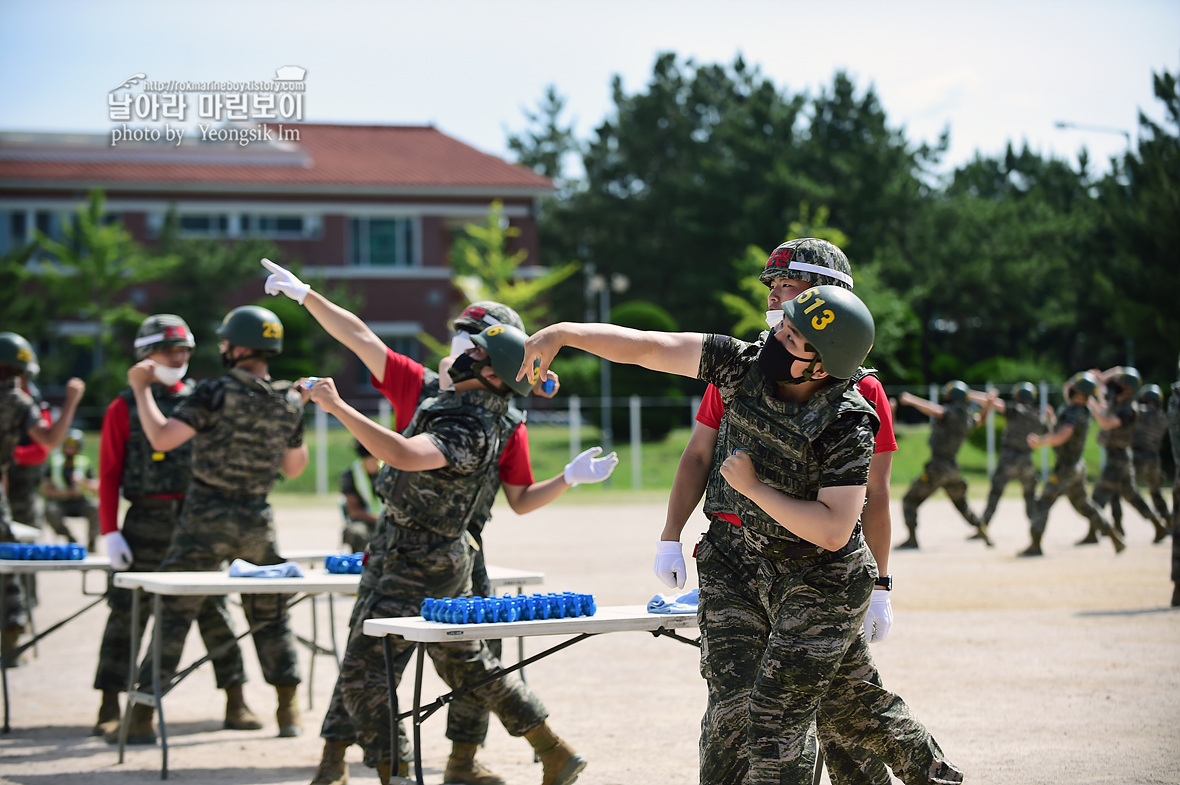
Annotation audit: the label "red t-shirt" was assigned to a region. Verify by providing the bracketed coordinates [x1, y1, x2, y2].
[371, 349, 534, 486]
[12, 406, 52, 466]
[696, 375, 896, 525]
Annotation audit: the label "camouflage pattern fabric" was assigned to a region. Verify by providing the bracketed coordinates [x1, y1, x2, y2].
[695, 518, 961, 785]
[1095, 397, 1135, 450]
[699, 335, 877, 544]
[94, 499, 245, 691]
[120, 384, 195, 496]
[981, 401, 1047, 525]
[0, 381, 37, 628]
[1030, 461, 1114, 537]
[902, 458, 984, 532]
[174, 369, 305, 496]
[1129, 402, 1171, 520]
[1092, 425, 1163, 527]
[7, 463, 46, 529]
[1168, 382, 1180, 583]
[134, 483, 300, 690]
[45, 496, 99, 549]
[928, 400, 974, 462]
[338, 525, 547, 769]
[132, 370, 305, 692]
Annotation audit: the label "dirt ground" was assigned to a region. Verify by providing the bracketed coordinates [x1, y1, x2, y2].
[2, 494, 1178, 785]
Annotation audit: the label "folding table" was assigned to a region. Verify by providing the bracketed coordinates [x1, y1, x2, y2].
[0, 555, 112, 732]
[363, 604, 699, 785]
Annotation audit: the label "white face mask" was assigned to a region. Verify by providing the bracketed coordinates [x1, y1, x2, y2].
[154, 363, 188, 386]
[765, 310, 784, 329]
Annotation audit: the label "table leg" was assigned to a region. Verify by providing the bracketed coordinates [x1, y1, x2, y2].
[412, 643, 425, 785]
[153, 593, 168, 780]
[1, 576, 9, 734]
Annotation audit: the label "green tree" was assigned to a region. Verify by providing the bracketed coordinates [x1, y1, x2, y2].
[506, 85, 581, 196]
[34, 190, 179, 403]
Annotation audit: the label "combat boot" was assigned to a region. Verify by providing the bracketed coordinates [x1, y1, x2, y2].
[310, 739, 350, 785]
[91, 689, 122, 737]
[524, 722, 587, 785]
[1151, 517, 1170, 543]
[444, 742, 506, 785]
[1171, 581, 1180, 608]
[105, 702, 156, 745]
[896, 527, 919, 549]
[1018, 532, 1043, 557]
[1075, 526, 1099, 545]
[375, 761, 411, 784]
[224, 684, 264, 730]
[276, 684, 303, 737]
[1109, 527, 1126, 554]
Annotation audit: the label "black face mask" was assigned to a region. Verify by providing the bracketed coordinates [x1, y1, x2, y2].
[758, 332, 820, 385]
[446, 352, 511, 396]
[221, 350, 236, 368]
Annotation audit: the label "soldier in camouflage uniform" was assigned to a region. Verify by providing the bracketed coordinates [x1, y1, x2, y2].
[116, 306, 310, 745]
[1108, 383, 1170, 534]
[523, 286, 963, 785]
[1167, 357, 1180, 607]
[339, 439, 380, 553]
[91, 315, 254, 740]
[0, 332, 85, 663]
[970, 383, 1047, 530]
[1087, 367, 1170, 544]
[896, 381, 996, 549]
[1020, 373, 1125, 557]
[263, 259, 613, 785]
[9, 353, 55, 539]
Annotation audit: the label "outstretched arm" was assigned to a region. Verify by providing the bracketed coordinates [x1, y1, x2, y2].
[897, 391, 945, 419]
[518, 322, 704, 385]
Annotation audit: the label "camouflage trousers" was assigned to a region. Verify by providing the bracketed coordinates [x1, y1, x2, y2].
[903, 458, 983, 532]
[1093, 451, 1163, 528]
[0, 490, 28, 629]
[341, 516, 374, 554]
[7, 463, 46, 530]
[981, 449, 1039, 525]
[1030, 461, 1112, 536]
[45, 496, 100, 550]
[696, 518, 963, 785]
[338, 524, 546, 769]
[94, 499, 246, 692]
[1113, 450, 1170, 523]
[133, 484, 300, 691]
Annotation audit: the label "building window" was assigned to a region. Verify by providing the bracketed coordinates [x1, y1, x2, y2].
[350, 217, 418, 267]
[244, 214, 320, 239]
[178, 214, 230, 236]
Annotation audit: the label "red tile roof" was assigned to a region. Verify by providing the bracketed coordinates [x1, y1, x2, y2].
[0, 123, 554, 195]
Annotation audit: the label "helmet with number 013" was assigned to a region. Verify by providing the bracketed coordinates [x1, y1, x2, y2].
[941, 380, 970, 403]
[1012, 382, 1037, 404]
[470, 323, 535, 397]
[1138, 383, 1162, 406]
[780, 285, 874, 380]
[759, 238, 854, 290]
[1112, 367, 1142, 393]
[0, 331, 35, 372]
[134, 314, 196, 360]
[216, 305, 284, 353]
[1067, 371, 1100, 399]
[452, 301, 524, 334]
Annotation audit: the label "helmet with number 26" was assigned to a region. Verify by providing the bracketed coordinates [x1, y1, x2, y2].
[780, 285, 874, 380]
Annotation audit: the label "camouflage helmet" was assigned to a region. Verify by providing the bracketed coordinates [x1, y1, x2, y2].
[1012, 382, 1037, 404]
[780, 285, 874, 380]
[452, 301, 524, 334]
[134, 314, 196, 360]
[941, 380, 970, 403]
[470, 323, 535, 397]
[1067, 371, 1100, 399]
[760, 238, 854, 290]
[0, 332, 35, 372]
[63, 428, 84, 451]
[1111, 367, 1141, 393]
[216, 305, 283, 353]
[1138, 383, 1163, 406]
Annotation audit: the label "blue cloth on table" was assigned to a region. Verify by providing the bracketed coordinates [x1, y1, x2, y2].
[228, 559, 304, 578]
[647, 588, 699, 614]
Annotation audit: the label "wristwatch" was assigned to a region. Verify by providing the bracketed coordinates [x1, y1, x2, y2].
[874, 575, 892, 591]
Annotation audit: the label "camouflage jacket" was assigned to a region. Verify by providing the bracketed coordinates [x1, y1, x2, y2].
[0, 380, 36, 477]
[929, 400, 973, 464]
[173, 368, 305, 496]
[119, 382, 194, 497]
[700, 334, 877, 544]
[1096, 397, 1135, 451]
[1000, 401, 1045, 455]
[1130, 402, 1168, 456]
[1053, 402, 1091, 467]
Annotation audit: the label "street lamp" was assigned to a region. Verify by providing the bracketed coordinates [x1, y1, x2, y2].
[587, 269, 630, 457]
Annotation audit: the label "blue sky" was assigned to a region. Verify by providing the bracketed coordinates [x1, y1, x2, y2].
[1, 0, 1176, 176]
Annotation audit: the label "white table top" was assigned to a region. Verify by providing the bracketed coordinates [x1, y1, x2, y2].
[113, 569, 360, 595]
[0, 555, 112, 574]
[363, 604, 698, 643]
[483, 564, 545, 589]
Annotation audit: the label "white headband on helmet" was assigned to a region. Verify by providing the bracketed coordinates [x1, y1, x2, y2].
[134, 332, 167, 348]
[787, 260, 854, 288]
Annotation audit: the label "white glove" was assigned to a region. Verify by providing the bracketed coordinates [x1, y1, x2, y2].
[864, 588, 893, 643]
[104, 531, 134, 570]
[654, 541, 687, 589]
[563, 447, 618, 486]
[261, 258, 310, 305]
